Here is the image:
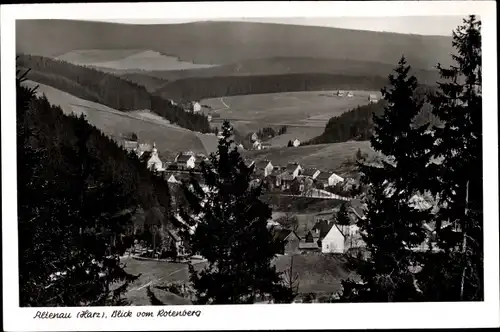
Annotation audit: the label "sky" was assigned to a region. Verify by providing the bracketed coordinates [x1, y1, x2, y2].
[94, 17, 465, 36]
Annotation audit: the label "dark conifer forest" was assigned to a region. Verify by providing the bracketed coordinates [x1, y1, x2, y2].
[17, 68, 175, 306]
[306, 86, 441, 145]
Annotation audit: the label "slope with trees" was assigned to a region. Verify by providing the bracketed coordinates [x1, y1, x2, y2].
[306, 86, 440, 145]
[17, 66, 176, 306]
[16, 54, 211, 133]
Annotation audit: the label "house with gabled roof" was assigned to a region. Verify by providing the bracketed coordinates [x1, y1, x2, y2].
[270, 227, 301, 255]
[253, 160, 274, 177]
[276, 172, 295, 190]
[302, 168, 321, 180]
[315, 172, 344, 188]
[175, 153, 196, 169]
[286, 163, 303, 178]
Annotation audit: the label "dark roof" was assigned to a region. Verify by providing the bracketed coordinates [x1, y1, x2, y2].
[302, 168, 319, 177]
[255, 160, 271, 169]
[311, 220, 334, 239]
[272, 228, 293, 242]
[278, 172, 294, 181]
[286, 163, 300, 172]
[315, 172, 332, 181]
[177, 154, 194, 163]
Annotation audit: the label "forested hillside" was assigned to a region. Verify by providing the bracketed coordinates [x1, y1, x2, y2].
[17, 69, 176, 306]
[16, 55, 210, 133]
[154, 73, 390, 102]
[111, 56, 441, 85]
[307, 86, 440, 145]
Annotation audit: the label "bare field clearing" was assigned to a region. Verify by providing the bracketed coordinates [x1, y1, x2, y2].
[57, 49, 216, 71]
[24, 81, 217, 158]
[244, 140, 376, 173]
[273, 254, 359, 295]
[202, 90, 381, 136]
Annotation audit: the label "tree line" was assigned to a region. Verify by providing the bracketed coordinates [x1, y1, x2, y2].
[16, 54, 211, 133]
[306, 86, 441, 145]
[154, 73, 392, 101]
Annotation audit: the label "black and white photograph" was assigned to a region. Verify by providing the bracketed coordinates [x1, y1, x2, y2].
[2, 1, 499, 331]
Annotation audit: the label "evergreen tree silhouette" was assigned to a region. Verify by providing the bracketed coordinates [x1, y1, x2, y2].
[338, 56, 433, 302]
[336, 203, 351, 226]
[178, 120, 294, 304]
[419, 15, 483, 301]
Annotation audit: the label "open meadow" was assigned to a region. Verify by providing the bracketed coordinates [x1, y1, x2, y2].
[120, 253, 357, 305]
[24, 80, 218, 159]
[244, 140, 377, 174]
[203, 90, 382, 141]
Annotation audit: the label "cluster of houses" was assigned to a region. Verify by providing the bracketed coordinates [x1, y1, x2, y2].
[336, 90, 354, 98]
[251, 132, 300, 150]
[247, 159, 345, 193]
[336, 90, 378, 103]
[267, 199, 367, 256]
[122, 140, 347, 194]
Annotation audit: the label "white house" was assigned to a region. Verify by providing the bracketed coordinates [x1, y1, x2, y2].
[285, 163, 303, 178]
[368, 94, 378, 103]
[315, 172, 344, 188]
[321, 223, 364, 254]
[292, 139, 301, 147]
[176, 154, 196, 169]
[253, 141, 263, 150]
[347, 92, 354, 98]
[328, 173, 344, 187]
[336, 90, 345, 97]
[251, 132, 259, 142]
[192, 101, 201, 113]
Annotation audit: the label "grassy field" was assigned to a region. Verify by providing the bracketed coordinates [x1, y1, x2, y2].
[273, 254, 359, 295]
[202, 90, 381, 139]
[121, 257, 206, 305]
[57, 49, 216, 71]
[120, 253, 356, 305]
[24, 80, 218, 159]
[244, 140, 377, 174]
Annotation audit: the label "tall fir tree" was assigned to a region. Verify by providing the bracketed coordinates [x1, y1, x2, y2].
[338, 56, 434, 302]
[419, 15, 483, 301]
[336, 203, 351, 226]
[177, 120, 294, 304]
